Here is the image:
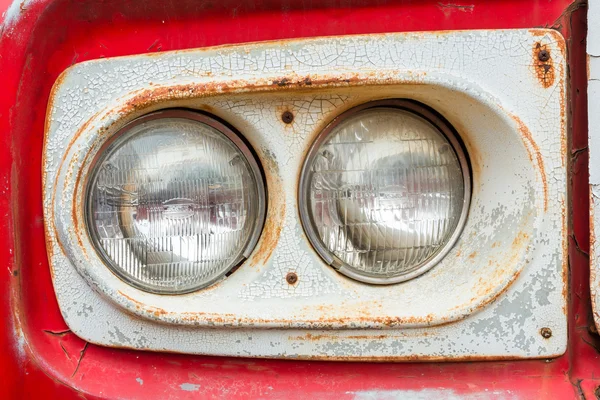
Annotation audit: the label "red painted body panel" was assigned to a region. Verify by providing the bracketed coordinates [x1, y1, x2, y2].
[0, 0, 594, 398]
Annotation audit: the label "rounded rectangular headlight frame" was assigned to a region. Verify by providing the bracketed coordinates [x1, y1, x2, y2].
[43, 30, 567, 360]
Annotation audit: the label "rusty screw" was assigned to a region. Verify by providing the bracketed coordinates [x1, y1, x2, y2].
[281, 111, 294, 124]
[540, 327, 552, 339]
[286, 272, 298, 285]
[538, 49, 550, 62]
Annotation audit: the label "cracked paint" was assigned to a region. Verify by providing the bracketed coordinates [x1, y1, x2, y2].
[43, 30, 566, 360]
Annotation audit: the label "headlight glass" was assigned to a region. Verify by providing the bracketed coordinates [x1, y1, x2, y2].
[86, 110, 265, 294]
[300, 101, 470, 284]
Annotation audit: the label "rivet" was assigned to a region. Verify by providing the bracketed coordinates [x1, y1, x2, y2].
[281, 111, 294, 124]
[286, 272, 298, 285]
[540, 327, 552, 339]
[538, 50, 550, 62]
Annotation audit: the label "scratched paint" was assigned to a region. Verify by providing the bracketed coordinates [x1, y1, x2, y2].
[43, 30, 567, 359]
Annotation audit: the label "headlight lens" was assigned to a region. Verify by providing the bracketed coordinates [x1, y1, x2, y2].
[300, 101, 470, 284]
[86, 110, 265, 294]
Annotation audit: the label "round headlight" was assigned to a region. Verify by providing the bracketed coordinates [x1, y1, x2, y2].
[86, 110, 265, 294]
[299, 100, 470, 284]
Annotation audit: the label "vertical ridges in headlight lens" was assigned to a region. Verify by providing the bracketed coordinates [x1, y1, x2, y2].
[303, 104, 469, 283]
[87, 112, 264, 293]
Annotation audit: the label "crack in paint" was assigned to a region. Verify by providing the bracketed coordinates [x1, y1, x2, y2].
[71, 342, 88, 378]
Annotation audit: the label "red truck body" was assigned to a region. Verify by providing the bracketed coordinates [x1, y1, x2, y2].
[0, 0, 595, 398]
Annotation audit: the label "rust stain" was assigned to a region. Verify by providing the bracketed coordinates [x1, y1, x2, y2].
[119, 294, 452, 327]
[474, 230, 529, 300]
[199, 104, 216, 113]
[290, 333, 388, 341]
[449, 224, 533, 314]
[247, 148, 284, 266]
[532, 42, 555, 89]
[113, 72, 426, 117]
[445, 116, 481, 195]
[281, 352, 546, 363]
[437, 3, 474, 17]
[588, 54, 591, 81]
[511, 231, 530, 247]
[47, 107, 107, 263]
[118, 291, 167, 316]
[510, 114, 548, 212]
[560, 63, 567, 170]
[561, 197, 568, 316]
[530, 30, 568, 171]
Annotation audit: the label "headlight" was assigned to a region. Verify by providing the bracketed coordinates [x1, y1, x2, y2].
[86, 110, 265, 294]
[299, 100, 471, 284]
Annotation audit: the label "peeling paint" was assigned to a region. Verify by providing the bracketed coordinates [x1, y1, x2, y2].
[1, 0, 38, 29]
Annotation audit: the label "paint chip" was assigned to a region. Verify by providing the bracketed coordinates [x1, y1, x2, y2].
[180, 383, 200, 392]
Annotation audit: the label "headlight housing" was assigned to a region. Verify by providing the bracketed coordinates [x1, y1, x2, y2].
[86, 110, 266, 294]
[299, 100, 471, 284]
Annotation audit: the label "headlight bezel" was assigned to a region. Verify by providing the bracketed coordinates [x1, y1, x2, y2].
[84, 109, 267, 294]
[298, 99, 472, 285]
[43, 30, 567, 360]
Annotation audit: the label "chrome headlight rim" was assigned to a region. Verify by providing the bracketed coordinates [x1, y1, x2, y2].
[84, 109, 267, 294]
[298, 99, 472, 285]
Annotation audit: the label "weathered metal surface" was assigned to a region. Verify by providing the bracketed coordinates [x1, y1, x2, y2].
[43, 30, 567, 360]
[1, 0, 590, 397]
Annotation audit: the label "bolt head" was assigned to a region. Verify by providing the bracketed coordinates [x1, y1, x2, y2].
[282, 111, 294, 124]
[538, 50, 550, 62]
[540, 327, 552, 339]
[286, 272, 298, 285]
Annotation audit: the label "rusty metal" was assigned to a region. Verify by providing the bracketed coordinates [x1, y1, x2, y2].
[281, 110, 294, 124]
[286, 272, 298, 285]
[533, 42, 556, 88]
[541, 327, 553, 338]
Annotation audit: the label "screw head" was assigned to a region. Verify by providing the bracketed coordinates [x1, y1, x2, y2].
[538, 49, 550, 62]
[286, 272, 298, 285]
[281, 111, 294, 124]
[540, 327, 552, 339]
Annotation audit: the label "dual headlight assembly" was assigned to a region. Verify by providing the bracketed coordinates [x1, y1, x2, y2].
[44, 30, 567, 360]
[86, 101, 470, 294]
